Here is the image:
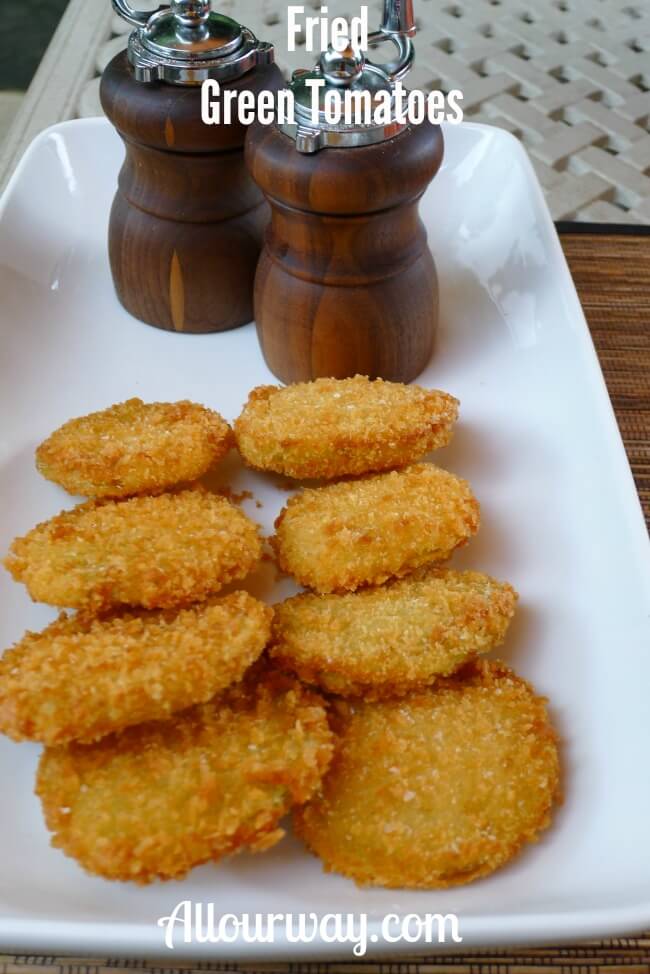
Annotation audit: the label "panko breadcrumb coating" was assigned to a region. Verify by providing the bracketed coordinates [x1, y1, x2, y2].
[0, 592, 272, 746]
[36, 667, 333, 883]
[272, 463, 479, 593]
[36, 398, 234, 498]
[3, 488, 262, 611]
[270, 568, 517, 698]
[294, 659, 560, 888]
[234, 377, 459, 479]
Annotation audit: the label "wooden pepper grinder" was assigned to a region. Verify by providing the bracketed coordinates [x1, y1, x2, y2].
[246, 0, 444, 382]
[100, 0, 283, 333]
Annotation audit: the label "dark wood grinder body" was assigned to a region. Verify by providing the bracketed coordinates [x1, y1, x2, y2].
[246, 121, 444, 382]
[100, 52, 284, 333]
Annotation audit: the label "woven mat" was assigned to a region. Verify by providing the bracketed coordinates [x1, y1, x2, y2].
[77, 0, 650, 224]
[562, 230, 650, 524]
[4, 0, 649, 221]
[1, 228, 648, 973]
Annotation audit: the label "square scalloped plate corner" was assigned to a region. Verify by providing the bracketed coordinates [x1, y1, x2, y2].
[0, 118, 649, 961]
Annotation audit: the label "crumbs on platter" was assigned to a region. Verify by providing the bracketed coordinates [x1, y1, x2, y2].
[0, 376, 560, 888]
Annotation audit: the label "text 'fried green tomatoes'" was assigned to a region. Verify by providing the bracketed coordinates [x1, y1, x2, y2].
[37, 667, 333, 883]
[270, 568, 517, 698]
[235, 376, 458, 479]
[4, 488, 262, 611]
[0, 592, 272, 746]
[294, 660, 560, 888]
[272, 464, 479, 593]
[36, 398, 234, 498]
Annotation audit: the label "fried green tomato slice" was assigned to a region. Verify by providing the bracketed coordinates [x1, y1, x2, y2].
[0, 592, 272, 746]
[4, 488, 262, 611]
[35, 398, 234, 498]
[272, 464, 479, 593]
[234, 377, 459, 480]
[294, 659, 560, 888]
[270, 568, 517, 698]
[36, 667, 333, 884]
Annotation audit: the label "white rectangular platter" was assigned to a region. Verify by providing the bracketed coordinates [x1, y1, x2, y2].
[0, 118, 649, 961]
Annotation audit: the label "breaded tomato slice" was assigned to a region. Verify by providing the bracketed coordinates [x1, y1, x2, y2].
[272, 464, 479, 593]
[0, 592, 272, 746]
[36, 667, 333, 883]
[36, 398, 234, 498]
[234, 376, 458, 479]
[294, 659, 560, 888]
[270, 568, 517, 698]
[4, 488, 262, 611]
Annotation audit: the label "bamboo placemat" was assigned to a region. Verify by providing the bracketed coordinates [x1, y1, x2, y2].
[1, 228, 648, 974]
[560, 229, 650, 529]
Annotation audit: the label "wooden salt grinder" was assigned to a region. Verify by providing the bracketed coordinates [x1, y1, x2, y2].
[100, 0, 283, 333]
[245, 0, 444, 382]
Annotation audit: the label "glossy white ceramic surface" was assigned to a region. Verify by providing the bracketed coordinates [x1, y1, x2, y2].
[0, 119, 649, 960]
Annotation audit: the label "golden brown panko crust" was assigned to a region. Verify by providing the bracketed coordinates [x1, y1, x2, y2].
[234, 377, 459, 479]
[36, 667, 333, 884]
[272, 464, 480, 593]
[36, 398, 234, 498]
[294, 659, 561, 888]
[270, 568, 517, 698]
[3, 488, 262, 611]
[0, 592, 273, 746]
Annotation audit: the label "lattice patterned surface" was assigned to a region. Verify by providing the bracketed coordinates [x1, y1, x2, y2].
[79, 0, 650, 223]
